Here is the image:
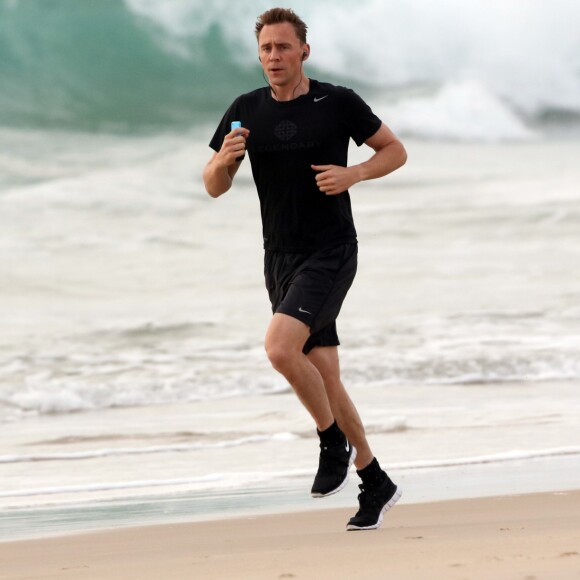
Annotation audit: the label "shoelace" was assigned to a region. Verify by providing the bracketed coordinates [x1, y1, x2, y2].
[357, 484, 383, 508]
[319, 442, 348, 465]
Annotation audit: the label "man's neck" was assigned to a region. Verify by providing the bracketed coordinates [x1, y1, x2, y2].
[271, 77, 310, 102]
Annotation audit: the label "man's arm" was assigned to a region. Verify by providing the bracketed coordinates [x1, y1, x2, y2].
[203, 127, 250, 198]
[311, 123, 407, 195]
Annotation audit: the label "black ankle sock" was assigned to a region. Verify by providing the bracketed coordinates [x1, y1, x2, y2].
[357, 457, 387, 487]
[317, 420, 346, 447]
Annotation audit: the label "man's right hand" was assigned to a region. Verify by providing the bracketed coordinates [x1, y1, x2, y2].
[216, 127, 250, 167]
[203, 127, 250, 198]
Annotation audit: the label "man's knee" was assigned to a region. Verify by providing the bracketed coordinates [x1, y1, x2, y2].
[264, 315, 309, 374]
[265, 335, 298, 373]
[265, 344, 284, 373]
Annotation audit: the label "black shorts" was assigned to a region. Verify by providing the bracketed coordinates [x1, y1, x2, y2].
[264, 243, 358, 354]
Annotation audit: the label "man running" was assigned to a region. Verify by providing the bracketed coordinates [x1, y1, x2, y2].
[203, 7, 407, 530]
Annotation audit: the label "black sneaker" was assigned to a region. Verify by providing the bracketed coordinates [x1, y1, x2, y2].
[346, 477, 402, 530]
[311, 439, 357, 498]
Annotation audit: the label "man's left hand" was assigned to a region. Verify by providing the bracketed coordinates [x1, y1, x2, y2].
[311, 164, 361, 196]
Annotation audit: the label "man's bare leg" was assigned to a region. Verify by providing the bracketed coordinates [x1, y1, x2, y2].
[264, 313, 334, 431]
[307, 345, 402, 530]
[265, 314, 357, 498]
[307, 346, 374, 470]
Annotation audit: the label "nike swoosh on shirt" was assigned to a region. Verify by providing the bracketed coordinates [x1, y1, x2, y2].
[313, 95, 328, 103]
[298, 307, 313, 315]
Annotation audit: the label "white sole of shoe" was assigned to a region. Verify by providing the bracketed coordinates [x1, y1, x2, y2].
[346, 486, 402, 531]
[311, 445, 357, 498]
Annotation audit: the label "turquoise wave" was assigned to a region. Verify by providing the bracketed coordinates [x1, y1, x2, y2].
[0, 0, 265, 132]
[2, 0, 579, 137]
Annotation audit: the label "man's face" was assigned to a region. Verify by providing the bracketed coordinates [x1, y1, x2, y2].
[258, 22, 306, 90]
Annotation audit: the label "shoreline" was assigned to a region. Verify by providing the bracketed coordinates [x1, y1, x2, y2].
[2, 450, 580, 543]
[1, 489, 579, 579]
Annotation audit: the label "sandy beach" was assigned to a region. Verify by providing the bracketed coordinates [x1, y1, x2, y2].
[1, 490, 579, 579]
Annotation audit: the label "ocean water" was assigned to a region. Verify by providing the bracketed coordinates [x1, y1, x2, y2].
[1, 0, 580, 539]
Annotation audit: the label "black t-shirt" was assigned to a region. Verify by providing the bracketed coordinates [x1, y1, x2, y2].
[209, 79, 382, 252]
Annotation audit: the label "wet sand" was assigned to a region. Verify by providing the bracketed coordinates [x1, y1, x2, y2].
[1, 490, 579, 579]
